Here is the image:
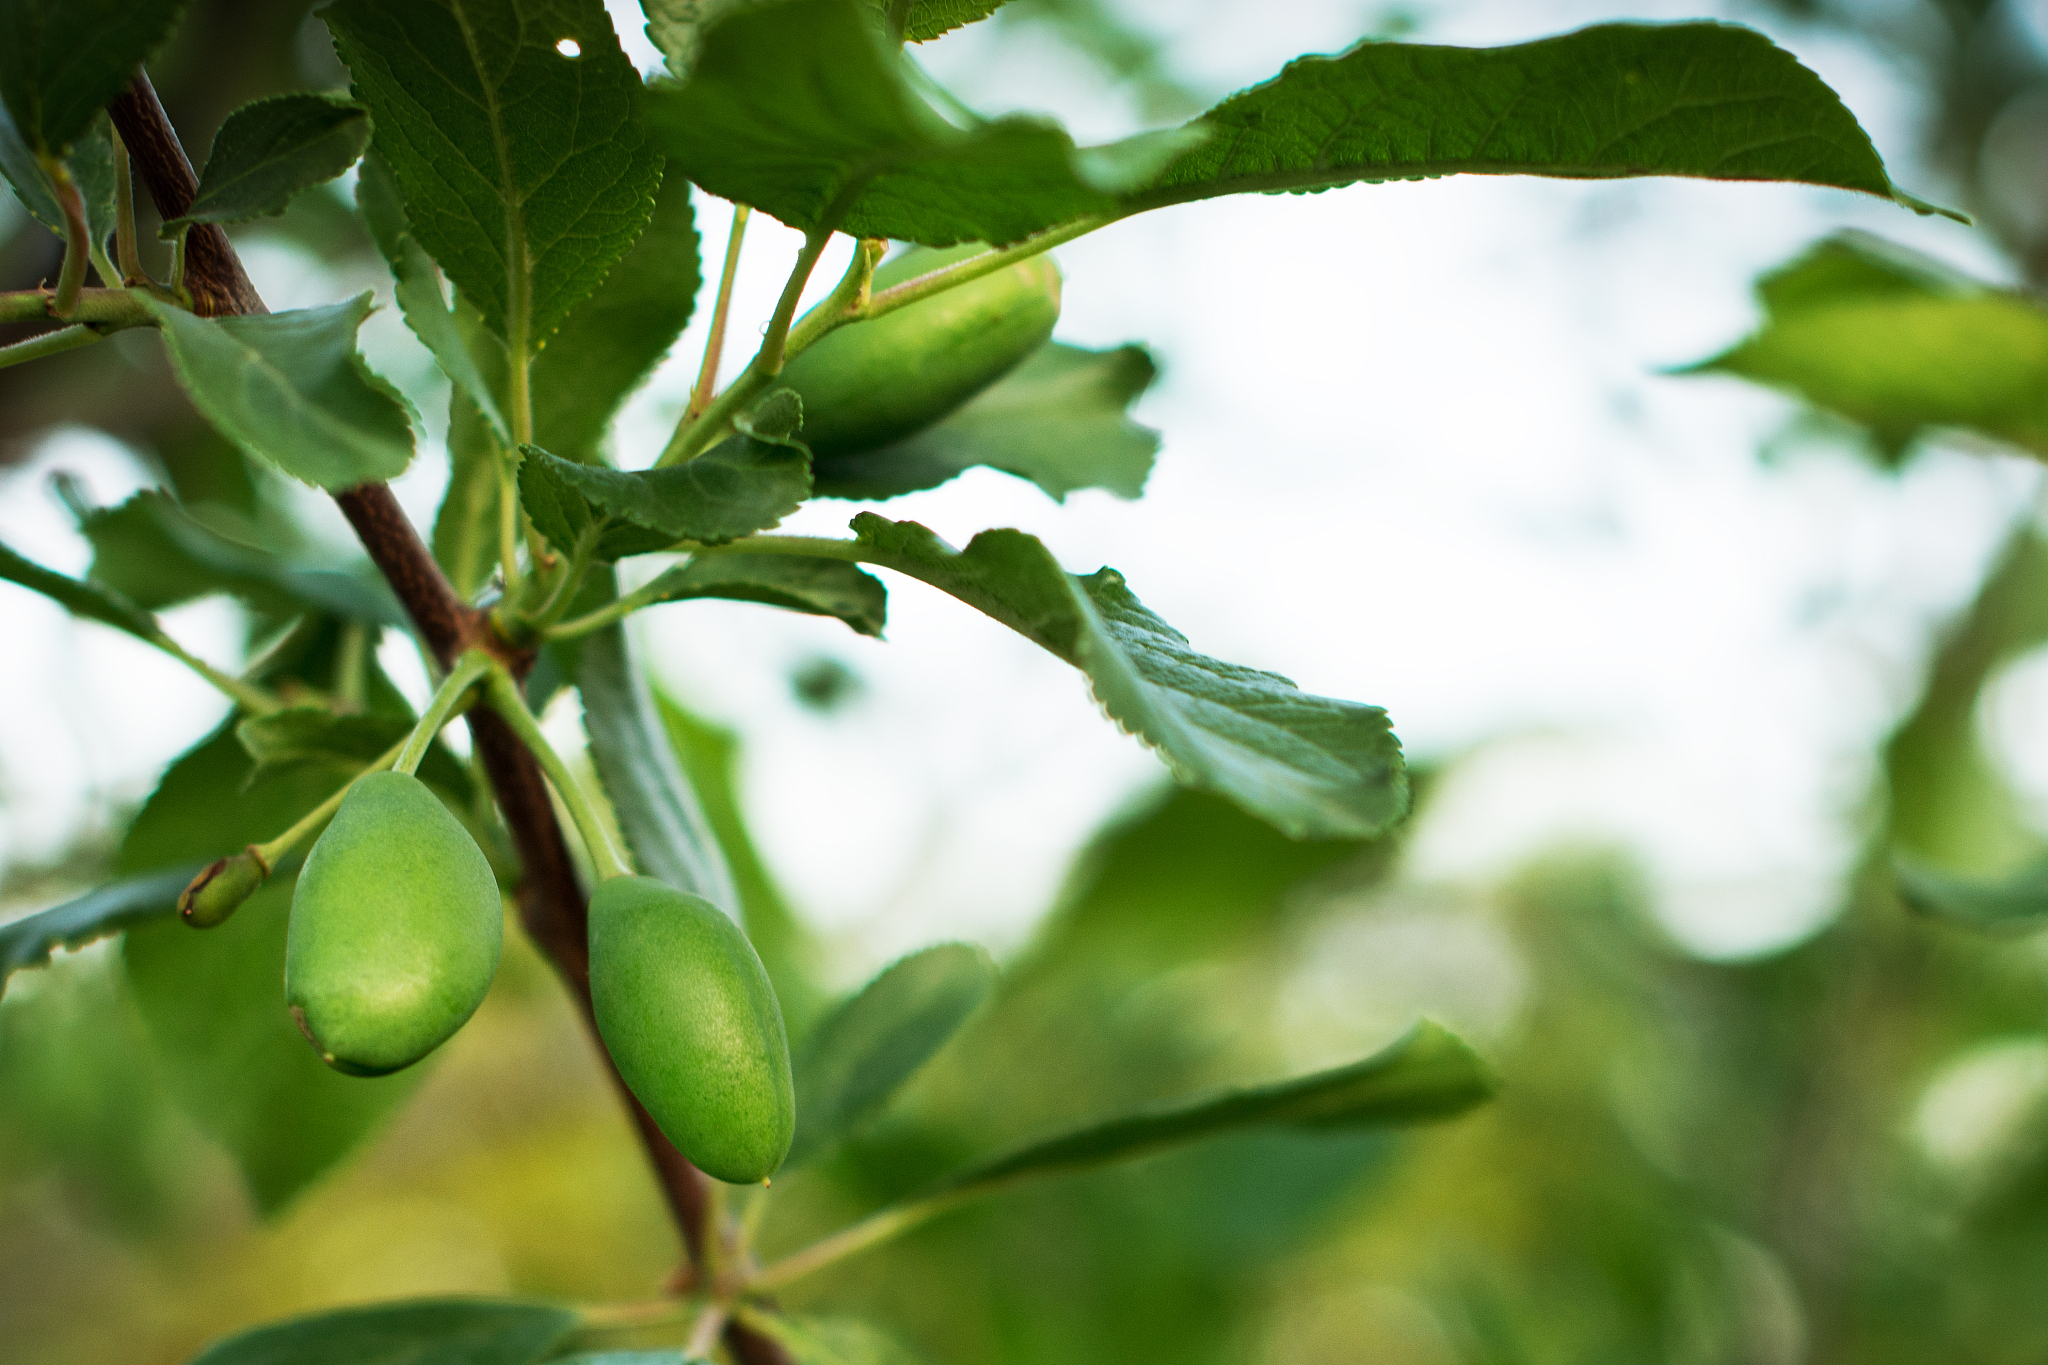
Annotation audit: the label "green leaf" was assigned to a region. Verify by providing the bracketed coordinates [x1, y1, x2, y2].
[120, 725, 427, 1210]
[359, 153, 510, 446]
[572, 588, 739, 908]
[0, 535, 162, 641]
[183, 1300, 578, 1365]
[435, 293, 512, 599]
[532, 166, 699, 461]
[890, 0, 1007, 41]
[235, 706, 470, 796]
[72, 488, 405, 624]
[144, 294, 418, 491]
[519, 437, 810, 560]
[787, 942, 996, 1167]
[737, 1314, 925, 1365]
[651, 3, 1946, 247]
[810, 342, 1157, 501]
[1683, 231, 2048, 461]
[0, 867, 198, 997]
[324, 0, 664, 344]
[553, 1355, 702, 1365]
[0, 110, 118, 248]
[848, 515, 1407, 839]
[0, 0, 185, 155]
[163, 93, 371, 234]
[1895, 855, 2048, 935]
[935, 1019, 1494, 1194]
[629, 552, 886, 636]
[0, 96, 59, 224]
[645, 0, 1197, 243]
[1131, 22, 1956, 221]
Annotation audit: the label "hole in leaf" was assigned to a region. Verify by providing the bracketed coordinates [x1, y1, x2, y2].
[555, 37, 581, 57]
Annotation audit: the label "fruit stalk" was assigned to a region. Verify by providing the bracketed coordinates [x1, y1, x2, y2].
[480, 665, 632, 882]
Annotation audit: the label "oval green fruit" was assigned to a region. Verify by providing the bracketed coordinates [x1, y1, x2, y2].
[589, 876, 794, 1184]
[779, 242, 1061, 458]
[285, 770, 502, 1076]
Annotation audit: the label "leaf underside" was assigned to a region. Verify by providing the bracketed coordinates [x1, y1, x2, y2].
[0, 867, 199, 997]
[519, 438, 812, 559]
[636, 553, 888, 637]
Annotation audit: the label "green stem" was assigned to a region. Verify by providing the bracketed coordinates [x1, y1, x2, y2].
[250, 734, 410, 868]
[497, 455, 523, 594]
[150, 632, 286, 715]
[0, 324, 101, 370]
[45, 159, 90, 317]
[748, 1192, 969, 1293]
[861, 215, 1113, 322]
[0, 287, 152, 327]
[396, 650, 493, 776]
[688, 203, 750, 421]
[657, 226, 851, 467]
[541, 566, 670, 641]
[480, 664, 632, 881]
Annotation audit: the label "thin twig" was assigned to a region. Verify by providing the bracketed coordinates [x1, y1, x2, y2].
[689, 204, 750, 420]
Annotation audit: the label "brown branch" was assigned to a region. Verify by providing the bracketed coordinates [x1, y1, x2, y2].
[109, 69, 744, 1322]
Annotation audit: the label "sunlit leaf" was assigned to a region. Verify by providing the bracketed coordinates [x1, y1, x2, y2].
[144, 295, 418, 491]
[788, 943, 996, 1167]
[164, 93, 371, 233]
[848, 515, 1407, 839]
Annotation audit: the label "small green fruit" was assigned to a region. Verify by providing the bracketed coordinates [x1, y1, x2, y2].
[589, 876, 794, 1184]
[778, 243, 1061, 458]
[179, 845, 270, 928]
[285, 771, 502, 1076]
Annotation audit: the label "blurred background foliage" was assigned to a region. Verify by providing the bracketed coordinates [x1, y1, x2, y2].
[8, 1, 2048, 1363]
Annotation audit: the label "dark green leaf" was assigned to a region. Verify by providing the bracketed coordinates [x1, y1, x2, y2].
[435, 293, 512, 599]
[73, 488, 404, 624]
[235, 706, 470, 796]
[849, 515, 1407, 839]
[1896, 855, 2048, 935]
[811, 342, 1157, 501]
[164, 93, 370, 234]
[0, 96, 58, 224]
[1131, 22, 1955, 221]
[144, 294, 418, 490]
[0, 867, 198, 996]
[630, 553, 886, 636]
[119, 725, 427, 1210]
[652, 3, 1946, 248]
[1683, 231, 2048, 461]
[0, 535, 161, 640]
[936, 1019, 1494, 1193]
[531, 167, 699, 461]
[891, 0, 1007, 41]
[572, 587, 738, 908]
[359, 153, 510, 446]
[183, 1300, 578, 1365]
[324, 0, 664, 343]
[737, 1314, 924, 1365]
[0, 0, 185, 155]
[788, 943, 995, 1167]
[645, 0, 1196, 244]
[519, 437, 810, 560]
[0, 111, 118, 249]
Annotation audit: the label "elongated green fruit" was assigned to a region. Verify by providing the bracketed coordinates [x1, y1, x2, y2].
[285, 771, 502, 1076]
[779, 243, 1061, 458]
[589, 876, 794, 1184]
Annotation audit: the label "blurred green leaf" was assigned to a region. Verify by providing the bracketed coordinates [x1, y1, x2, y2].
[118, 725, 426, 1210]
[789, 943, 996, 1168]
[72, 487, 404, 624]
[0, 867, 198, 997]
[0, 0, 185, 154]
[184, 1300, 578, 1365]
[848, 514, 1408, 839]
[235, 706, 469, 796]
[1896, 855, 2048, 934]
[1688, 232, 2048, 461]
[0, 108, 118, 244]
[324, 0, 663, 343]
[0, 535, 162, 640]
[811, 341, 1157, 501]
[738, 1313, 925, 1365]
[519, 436, 810, 560]
[628, 553, 887, 636]
[144, 295, 418, 491]
[0, 96, 58, 224]
[359, 153, 510, 446]
[935, 1020, 1494, 1193]
[164, 93, 371, 234]
[574, 592, 738, 909]
[553, 1355, 702, 1365]
[646, 0, 1197, 243]
[531, 168, 699, 462]
[435, 293, 512, 600]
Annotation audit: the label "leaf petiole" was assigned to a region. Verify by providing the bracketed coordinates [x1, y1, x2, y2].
[43, 158, 91, 318]
[688, 203, 750, 421]
[0, 324, 103, 371]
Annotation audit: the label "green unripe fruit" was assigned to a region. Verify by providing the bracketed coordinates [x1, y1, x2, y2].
[779, 243, 1061, 458]
[180, 845, 270, 928]
[285, 771, 502, 1076]
[589, 876, 794, 1184]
